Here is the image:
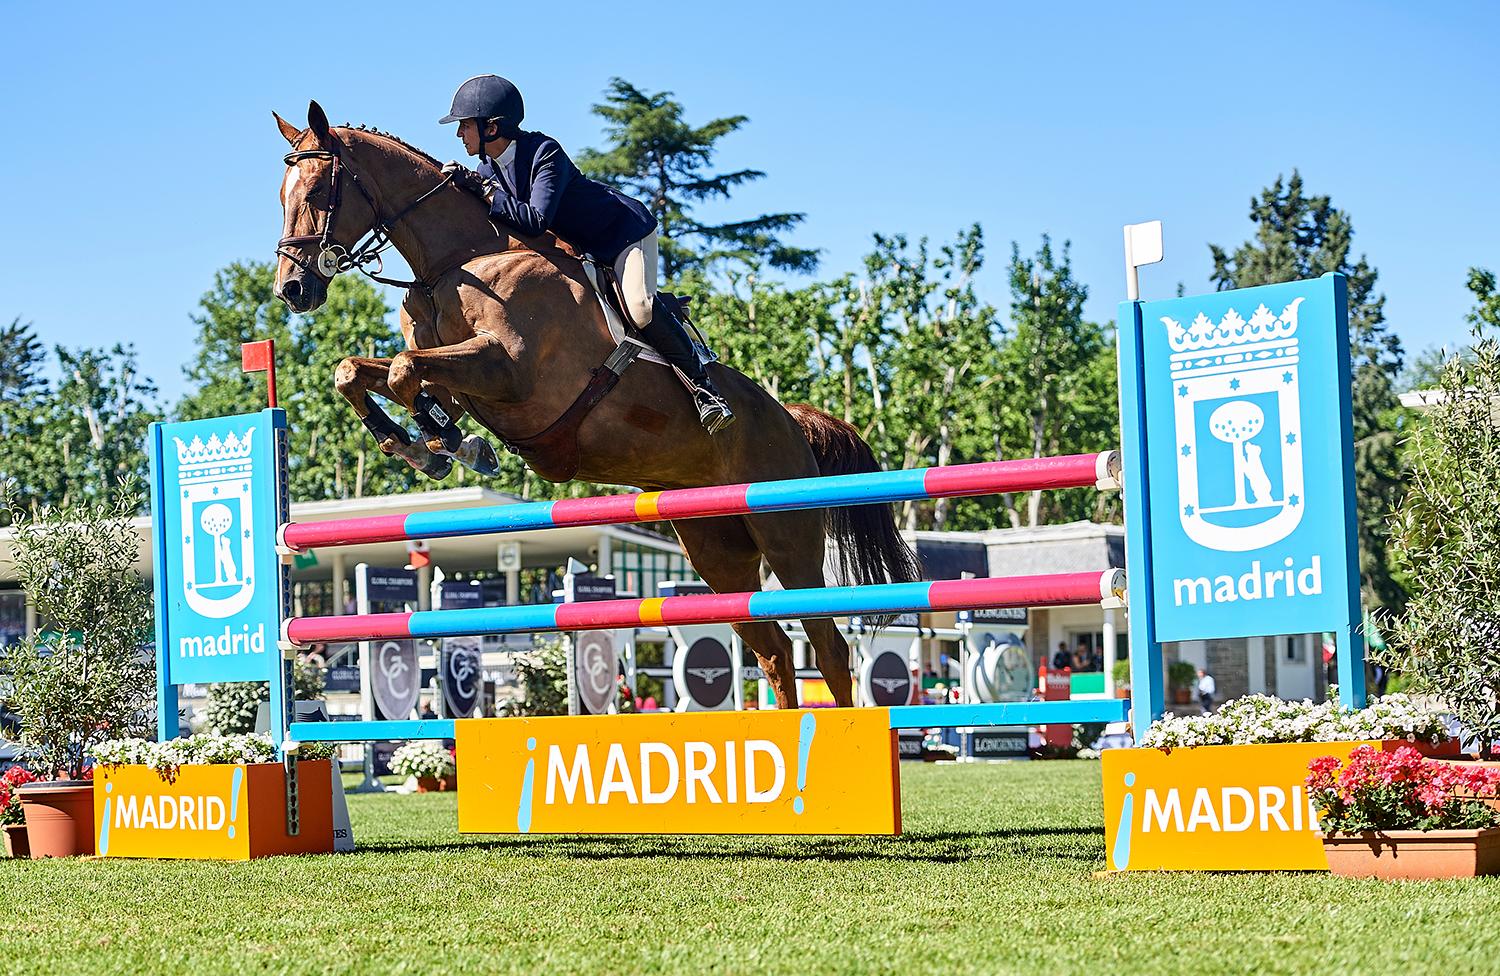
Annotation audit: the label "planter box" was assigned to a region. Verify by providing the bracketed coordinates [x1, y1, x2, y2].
[1102, 739, 1454, 871]
[93, 760, 335, 860]
[1323, 827, 1500, 879]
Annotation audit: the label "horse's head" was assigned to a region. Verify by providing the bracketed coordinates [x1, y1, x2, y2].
[272, 101, 381, 313]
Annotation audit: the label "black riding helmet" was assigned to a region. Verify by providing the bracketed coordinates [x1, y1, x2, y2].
[439, 74, 525, 138]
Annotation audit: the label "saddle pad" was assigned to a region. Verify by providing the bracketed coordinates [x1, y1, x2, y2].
[580, 259, 668, 367]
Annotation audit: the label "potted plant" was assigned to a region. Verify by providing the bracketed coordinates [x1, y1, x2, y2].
[390, 741, 457, 792]
[1307, 744, 1500, 879]
[90, 733, 337, 860]
[1376, 304, 1500, 759]
[1, 765, 39, 857]
[1167, 661, 1197, 705]
[1, 482, 155, 857]
[1112, 659, 1132, 699]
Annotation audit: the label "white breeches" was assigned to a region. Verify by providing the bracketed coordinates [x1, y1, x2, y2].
[613, 232, 659, 328]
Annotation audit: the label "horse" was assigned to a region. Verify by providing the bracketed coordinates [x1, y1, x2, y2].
[271, 100, 921, 709]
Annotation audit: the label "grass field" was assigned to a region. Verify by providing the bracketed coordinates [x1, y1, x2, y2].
[4, 761, 1500, 975]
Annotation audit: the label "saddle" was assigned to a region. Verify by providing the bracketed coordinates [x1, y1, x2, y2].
[578, 257, 715, 368]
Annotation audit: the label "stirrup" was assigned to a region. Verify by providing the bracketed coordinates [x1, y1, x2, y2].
[695, 389, 736, 435]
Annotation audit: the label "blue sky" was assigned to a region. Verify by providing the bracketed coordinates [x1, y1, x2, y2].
[3, 1, 1495, 401]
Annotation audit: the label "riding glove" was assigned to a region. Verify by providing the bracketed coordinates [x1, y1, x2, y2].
[442, 161, 495, 200]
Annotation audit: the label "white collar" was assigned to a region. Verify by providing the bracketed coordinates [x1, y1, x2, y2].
[490, 139, 517, 170]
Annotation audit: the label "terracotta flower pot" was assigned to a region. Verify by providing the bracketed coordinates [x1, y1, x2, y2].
[18, 780, 95, 858]
[416, 776, 440, 794]
[438, 772, 458, 792]
[3, 823, 30, 858]
[1322, 827, 1500, 879]
[1172, 687, 1192, 705]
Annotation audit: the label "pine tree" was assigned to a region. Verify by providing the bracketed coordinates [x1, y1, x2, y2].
[576, 78, 817, 281]
[1209, 171, 1406, 617]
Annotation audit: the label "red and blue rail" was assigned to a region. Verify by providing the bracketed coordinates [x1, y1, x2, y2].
[279, 452, 1118, 552]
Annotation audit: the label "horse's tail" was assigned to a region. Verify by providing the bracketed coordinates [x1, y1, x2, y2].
[785, 404, 924, 594]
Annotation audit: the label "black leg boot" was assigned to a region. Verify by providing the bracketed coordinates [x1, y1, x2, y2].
[641, 295, 736, 434]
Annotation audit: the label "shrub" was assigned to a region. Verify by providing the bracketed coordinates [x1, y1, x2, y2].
[1377, 312, 1500, 754]
[200, 656, 326, 734]
[0, 480, 154, 779]
[389, 742, 454, 780]
[1167, 661, 1197, 690]
[498, 638, 569, 717]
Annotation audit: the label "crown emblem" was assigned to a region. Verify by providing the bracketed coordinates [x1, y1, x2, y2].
[1165, 298, 1302, 380]
[174, 428, 256, 485]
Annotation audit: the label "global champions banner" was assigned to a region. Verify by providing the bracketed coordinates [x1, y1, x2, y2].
[149, 410, 287, 687]
[1125, 274, 1362, 652]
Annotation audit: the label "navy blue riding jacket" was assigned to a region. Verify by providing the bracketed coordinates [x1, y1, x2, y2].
[478, 130, 656, 263]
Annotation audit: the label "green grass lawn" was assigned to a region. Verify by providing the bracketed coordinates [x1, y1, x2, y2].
[4, 761, 1499, 975]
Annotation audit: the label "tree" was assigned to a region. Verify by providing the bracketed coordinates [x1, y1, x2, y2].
[576, 78, 818, 282]
[1209, 172, 1406, 617]
[0, 319, 48, 520]
[27, 344, 160, 510]
[991, 238, 1120, 527]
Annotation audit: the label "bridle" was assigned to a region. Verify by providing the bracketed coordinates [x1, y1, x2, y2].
[276, 146, 454, 289]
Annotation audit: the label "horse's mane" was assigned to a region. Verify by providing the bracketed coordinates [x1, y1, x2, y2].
[335, 123, 443, 169]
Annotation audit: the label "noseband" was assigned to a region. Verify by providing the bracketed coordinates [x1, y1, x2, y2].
[276, 147, 454, 288]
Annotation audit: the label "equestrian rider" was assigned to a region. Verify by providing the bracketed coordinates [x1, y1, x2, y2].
[438, 74, 735, 435]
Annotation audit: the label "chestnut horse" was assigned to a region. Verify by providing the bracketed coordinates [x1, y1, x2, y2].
[272, 101, 920, 708]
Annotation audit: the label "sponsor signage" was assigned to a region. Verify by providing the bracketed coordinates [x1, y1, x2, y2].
[371, 640, 420, 720]
[1131, 276, 1361, 646]
[149, 411, 286, 685]
[673, 635, 735, 710]
[965, 727, 1030, 760]
[437, 582, 485, 610]
[441, 636, 483, 718]
[364, 567, 417, 606]
[564, 572, 617, 603]
[1101, 742, 1382, 871]
[897, 730, 926, 761]
[456, 709, 900, 835]
[959, 607, 1029, 624]
[573, 630, 620, 715]
[94, 761, 335, 860]
[859, 649, 915, 707]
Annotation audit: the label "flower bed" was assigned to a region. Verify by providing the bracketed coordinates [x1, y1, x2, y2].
[1139, 693, 1448, 750]
[390, 742, 457, 791]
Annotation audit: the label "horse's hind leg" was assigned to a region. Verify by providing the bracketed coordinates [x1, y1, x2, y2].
[672, 516, 801, 709]
[743, 510, 857, 708]
[333, 356, 452, 480]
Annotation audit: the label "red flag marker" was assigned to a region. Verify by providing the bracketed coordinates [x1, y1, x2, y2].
[241, 339, 278, 408]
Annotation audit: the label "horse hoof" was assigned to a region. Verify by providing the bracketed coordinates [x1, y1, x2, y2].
[458, 434, 501, 476]
[420, 454, 453, 480]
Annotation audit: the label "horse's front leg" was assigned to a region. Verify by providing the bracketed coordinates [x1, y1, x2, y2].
[384, 334, 516, 475]
[333, 355, 452, 481]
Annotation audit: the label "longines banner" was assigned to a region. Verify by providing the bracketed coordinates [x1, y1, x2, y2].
[1131, 276, 1361, 644]
[456, 709, 901, 835]
[1101, 742, 1380, 871]
[149, 410, 285, 686]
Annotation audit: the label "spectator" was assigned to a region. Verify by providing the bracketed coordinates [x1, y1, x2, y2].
[1052, 642, 1071, 671]
[1073, 641, 1092, 671]
[1197, 668, 1216, 712]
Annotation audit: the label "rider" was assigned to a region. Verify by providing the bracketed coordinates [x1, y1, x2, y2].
[438, 74, 735, 435]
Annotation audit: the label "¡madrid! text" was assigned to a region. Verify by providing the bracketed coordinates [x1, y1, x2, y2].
[545, 740, 788, 805]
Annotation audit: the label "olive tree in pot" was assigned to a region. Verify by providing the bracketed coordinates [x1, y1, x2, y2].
[1376, 286, 1500, 759]
[0, 480, 155, 856]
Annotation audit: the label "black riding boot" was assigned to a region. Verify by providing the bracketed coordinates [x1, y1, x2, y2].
[641, 295, 736, 434]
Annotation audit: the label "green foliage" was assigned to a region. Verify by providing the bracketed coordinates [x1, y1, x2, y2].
[1113, 658, 1132, 688]
[199, 657, 327, 735]
[498, 639, 569, 717]
[576, 78, 817, 281]
[0, 480, 154, 779]
[991, 237, 1120, 528]
[1377, 269, 1500, 754]
[1209, 171, 1406, 617]
[1167, 660, 1198, 690]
